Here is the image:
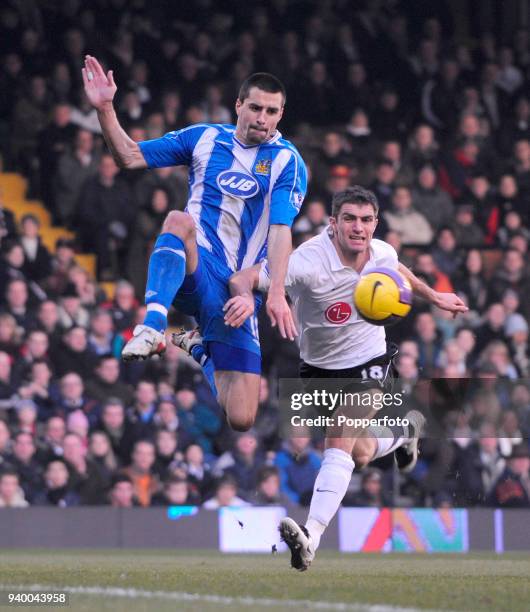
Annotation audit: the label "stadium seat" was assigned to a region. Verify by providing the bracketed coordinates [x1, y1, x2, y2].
[74, 253, 96, 278]
[39, 226, 76, 252]
[100, 281, 116, 300]
[8, 200, 51, 227]
[0, 173, 27, 201]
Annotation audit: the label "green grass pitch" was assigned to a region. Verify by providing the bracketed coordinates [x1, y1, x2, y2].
[0, 550, 529, 611]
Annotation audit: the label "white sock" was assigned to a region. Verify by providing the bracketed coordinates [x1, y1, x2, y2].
[305, 448, 354, 550]
[369, 424, 412, 460]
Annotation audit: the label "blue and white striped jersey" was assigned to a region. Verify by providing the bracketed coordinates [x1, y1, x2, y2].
[139, 123, 307, 274]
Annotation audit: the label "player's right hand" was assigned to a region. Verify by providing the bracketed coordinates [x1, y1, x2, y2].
[223, 294, 255, 328]
[82, 55, 117, 110]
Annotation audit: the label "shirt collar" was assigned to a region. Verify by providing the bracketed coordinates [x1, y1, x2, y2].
[233, 130, 282, 148]
[321, 227, 375, 273]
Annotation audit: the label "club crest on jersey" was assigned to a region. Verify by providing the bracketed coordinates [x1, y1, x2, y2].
[325, 301, 352, 324]
[254, 159, 271, 175]
[217, 171, 259, 198]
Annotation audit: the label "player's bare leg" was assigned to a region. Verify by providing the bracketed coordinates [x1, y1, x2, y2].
[122, 211, 198, 361]
[215, 370, 260, 431]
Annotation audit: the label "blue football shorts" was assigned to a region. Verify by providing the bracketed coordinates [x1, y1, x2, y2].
[172, 246, 261, 374]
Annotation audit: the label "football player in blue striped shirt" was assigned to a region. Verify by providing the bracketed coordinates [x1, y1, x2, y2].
[82, 55, 307, 431]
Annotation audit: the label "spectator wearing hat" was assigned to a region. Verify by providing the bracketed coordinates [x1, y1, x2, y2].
[489, 443, 530, 507]
[384, 185, 433, 245]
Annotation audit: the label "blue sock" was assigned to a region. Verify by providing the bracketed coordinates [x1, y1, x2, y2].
[143, 233, 186, 332]
[191, 344, 217, 397]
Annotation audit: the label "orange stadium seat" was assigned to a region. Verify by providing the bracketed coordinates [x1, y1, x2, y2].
[0, 173, 27, 201]
[74, 253, 96, 278]
[8, 200, 51, 227]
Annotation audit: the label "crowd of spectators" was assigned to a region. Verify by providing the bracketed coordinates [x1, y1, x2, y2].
[1, 0, 530, 510]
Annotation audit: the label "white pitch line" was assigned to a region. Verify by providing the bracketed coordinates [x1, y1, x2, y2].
[0, 583, 438, 612]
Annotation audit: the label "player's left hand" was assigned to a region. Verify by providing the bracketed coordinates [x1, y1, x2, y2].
[266, 291, 297, 340]
[223, 294, 254, 328]
[433, 292, 468, 316]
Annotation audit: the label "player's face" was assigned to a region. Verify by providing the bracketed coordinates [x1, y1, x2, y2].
[235, 87, 284, 145]
[330, 203, 378, 256]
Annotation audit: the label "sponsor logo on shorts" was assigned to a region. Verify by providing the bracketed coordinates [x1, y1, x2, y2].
[217, 171, 259, 198]
[325, 301, 352, 324]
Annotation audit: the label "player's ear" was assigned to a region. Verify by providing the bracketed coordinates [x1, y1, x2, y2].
[235, 98, 242, 116]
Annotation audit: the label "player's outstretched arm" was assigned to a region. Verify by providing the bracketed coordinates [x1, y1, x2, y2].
[224, 266, 260, 328]
[398, 263, 468, 314]
[266, 224, 297, 340]
[82, 55, 147, 170]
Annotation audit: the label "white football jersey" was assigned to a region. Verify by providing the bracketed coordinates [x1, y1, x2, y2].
[259, 230, 399, 369]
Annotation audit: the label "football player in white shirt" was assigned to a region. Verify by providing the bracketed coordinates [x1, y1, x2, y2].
[176, 186, 467, 569]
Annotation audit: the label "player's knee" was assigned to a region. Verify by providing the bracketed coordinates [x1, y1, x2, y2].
[163, 211, 195, 238]
[352, 448, 372, 469]
[227, 413, 255, 432]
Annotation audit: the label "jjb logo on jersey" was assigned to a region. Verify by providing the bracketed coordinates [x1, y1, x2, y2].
[217, 171, 259, 198]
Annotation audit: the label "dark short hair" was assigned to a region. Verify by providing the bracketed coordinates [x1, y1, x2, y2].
[331, 186, 379, 218]
[111, 473, 132, 488]
[238, 72, 286, 105]
[0, 469, 19, 481]
[257, 466, 280, 484]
